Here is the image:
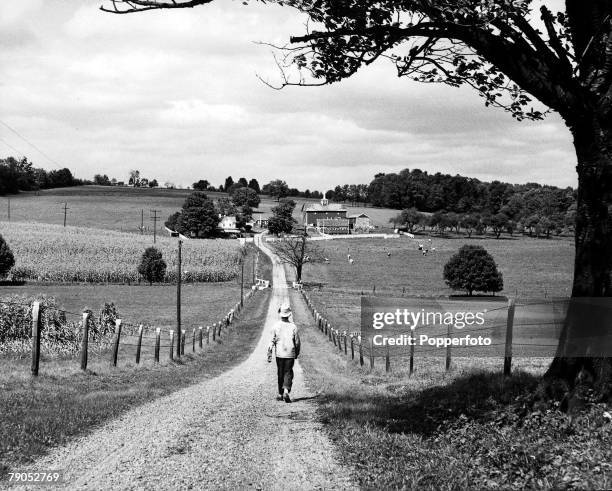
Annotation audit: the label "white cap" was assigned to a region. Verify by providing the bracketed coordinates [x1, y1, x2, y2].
[280, 303, 292, 318]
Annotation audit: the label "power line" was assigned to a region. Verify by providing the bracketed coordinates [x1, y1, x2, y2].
[0, 136, 25, 157]
[0, 119, 62, 168]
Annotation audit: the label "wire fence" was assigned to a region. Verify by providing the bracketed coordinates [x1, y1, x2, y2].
[0, 248, 269, 374]
[298, 289, 612, 375]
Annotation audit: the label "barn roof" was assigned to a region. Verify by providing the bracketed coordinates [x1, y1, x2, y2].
[348, 213, 370, 218]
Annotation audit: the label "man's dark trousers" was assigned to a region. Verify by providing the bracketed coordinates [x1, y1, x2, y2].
[276, 357, 295, 394]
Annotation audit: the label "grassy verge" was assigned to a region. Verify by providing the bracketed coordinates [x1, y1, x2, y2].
[291, 288, 612, 489]
[0, 271, 271, 478]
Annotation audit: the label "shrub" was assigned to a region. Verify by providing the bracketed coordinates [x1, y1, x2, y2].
[0, 234, 15, 277]
[444, 244, 503, 296]
[138, 247, 167, 285]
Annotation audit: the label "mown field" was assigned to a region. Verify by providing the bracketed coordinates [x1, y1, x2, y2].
[2, 185, 399, 232]
[303, 235, 574, 297]
[297, 235, 574, 362]
[0, 221, 242, 283]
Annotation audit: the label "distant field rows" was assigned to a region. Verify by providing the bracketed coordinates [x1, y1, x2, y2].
[0, 221, 242, 283]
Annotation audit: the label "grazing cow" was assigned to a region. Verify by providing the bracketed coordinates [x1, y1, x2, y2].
[349, 258, 354, 264]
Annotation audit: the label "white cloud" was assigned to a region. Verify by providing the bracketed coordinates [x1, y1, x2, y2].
[0, 1, 578, 191]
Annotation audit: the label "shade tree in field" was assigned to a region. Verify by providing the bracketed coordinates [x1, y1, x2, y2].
[490, 213, 510, 239]
[270, 234, 325, 282]
[231, 186, 261, 208]
[263, 179, 290, 201]
[102, 0, 612, 399]
[444, 245, 503, 296]
[138, 247, 167, 285]
[462, 214, 480, 238]
[268, 199, 296, 235]
[193, 179, 210, 191]
[0, 234, 15, 278]
[176, 192, 220, 238]
[224, 176, 234, 192]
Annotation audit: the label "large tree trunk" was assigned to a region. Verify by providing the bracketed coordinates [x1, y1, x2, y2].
[542, 108, 612, 404]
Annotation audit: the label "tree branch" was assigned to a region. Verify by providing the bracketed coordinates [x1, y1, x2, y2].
[100, 0, 213, 14]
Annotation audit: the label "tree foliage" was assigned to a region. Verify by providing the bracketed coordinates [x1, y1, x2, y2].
[0, 234, 15, 278]
[231, 186, 261, 208]
[138, 247, 167, 285]
[444, 245, 503, 296]
[173, 192, 220, 238]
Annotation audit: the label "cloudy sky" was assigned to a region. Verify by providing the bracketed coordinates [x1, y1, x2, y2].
[0, 0, 576, 191]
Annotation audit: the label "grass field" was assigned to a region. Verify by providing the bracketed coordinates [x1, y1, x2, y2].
[302, 235, 574, 298]
[0, 221, 242, 283]
[2, 186, 400, 233]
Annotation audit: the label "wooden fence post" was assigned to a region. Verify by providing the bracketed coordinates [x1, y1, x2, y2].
[344, 332, 348, 355]
[31, 302, 41, 376]
[111, 319, 122, 367]
[359, 339, 364, 366]
[80, 311, 90, 371]
[192, 328, 196, 352]
[409, 337, 415, 376]
[369, 338, 374, 370]
[154, 328, 161, 363]
[350, 336, 355, 360]
[338, 332, 343, 353]
[328, 323, 332, 341]
[169, 330, 174, 361]
[181, 330, 186, 355]
[212, 323, 216, 342]
[136, 324, 143, 365]
[504, 299, 516, 376]
[198, 326, 203, 349]
[207, 326, 210, 344]
[446, 322, 452, 372]
[385, 345, 391, 373]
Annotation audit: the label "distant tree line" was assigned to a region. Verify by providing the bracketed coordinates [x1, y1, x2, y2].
[0, 156, 85, 195]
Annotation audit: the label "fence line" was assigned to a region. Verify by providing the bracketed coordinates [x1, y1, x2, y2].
[0, 275, 268, 376]
[297, 289, 588, 376]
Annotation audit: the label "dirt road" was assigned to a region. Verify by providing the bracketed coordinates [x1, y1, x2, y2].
[14, 237, 355, 490]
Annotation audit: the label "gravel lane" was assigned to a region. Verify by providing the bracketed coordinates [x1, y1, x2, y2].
[12, 237, 356, 491]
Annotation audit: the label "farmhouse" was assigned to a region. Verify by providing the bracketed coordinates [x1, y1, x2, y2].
[218, 215, 240, 235]
[303, 199, 347, 226]
[348, 213, 372, 233]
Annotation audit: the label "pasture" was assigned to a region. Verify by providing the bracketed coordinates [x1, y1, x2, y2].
[1, 186, 400, 233]
[300, 235, 574, 355]
[0, 221, 241, 283]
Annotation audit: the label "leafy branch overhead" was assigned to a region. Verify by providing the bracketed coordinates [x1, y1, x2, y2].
[103, 0, 612, 122]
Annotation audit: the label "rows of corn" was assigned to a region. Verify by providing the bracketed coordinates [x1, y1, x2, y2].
[0, 221, 242, 283]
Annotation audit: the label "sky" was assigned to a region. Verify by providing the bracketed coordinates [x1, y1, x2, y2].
[0, 0, 576, 192]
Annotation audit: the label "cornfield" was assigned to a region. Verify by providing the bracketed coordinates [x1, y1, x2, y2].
[0, 222, 242, 283]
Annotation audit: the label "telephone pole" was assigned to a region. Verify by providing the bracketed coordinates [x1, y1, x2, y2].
[240, 255, 245, 307]
[140, 209, 144, 235]
[62, 202, 69, 227]
[7, 198, 10, 222]
[150, 209, 160, 243]
[176, 239, 182, 358]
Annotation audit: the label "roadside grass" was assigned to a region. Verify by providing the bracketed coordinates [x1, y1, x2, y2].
[0, 287, 272, 478]
[291, 289, 612, 490]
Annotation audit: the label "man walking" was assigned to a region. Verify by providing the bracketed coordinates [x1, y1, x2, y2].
[268, 303, 300, 403]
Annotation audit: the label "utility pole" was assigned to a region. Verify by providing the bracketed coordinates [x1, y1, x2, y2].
[150, 209, 160, 244]
[176, 239, 182, 358]
[62, 202, 69, 227]
[240, 255, 245, 307]
[7, 198, 10, 222]
[140, 209, 144, 235]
